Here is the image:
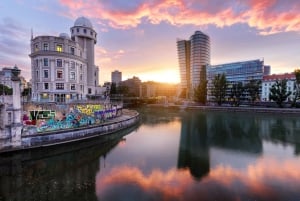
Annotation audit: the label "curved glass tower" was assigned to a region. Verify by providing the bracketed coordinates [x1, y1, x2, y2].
[190, 31, 210, 91]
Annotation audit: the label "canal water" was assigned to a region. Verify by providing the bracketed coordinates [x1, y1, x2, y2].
[1, 107, 300, 201]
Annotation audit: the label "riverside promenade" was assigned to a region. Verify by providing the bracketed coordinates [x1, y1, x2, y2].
[148, 104, 300, 115]
[0, 109, 139, 153]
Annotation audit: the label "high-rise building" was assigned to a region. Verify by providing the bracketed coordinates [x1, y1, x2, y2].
[29, 16, 99, 103]
[111, 70, 122, 86]
[190, 31, 210, 91]
[177, 31, 210, 99]
[177, 40, 190, 99]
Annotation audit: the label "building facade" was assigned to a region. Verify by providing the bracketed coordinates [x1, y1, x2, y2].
[207, 59, 270, 101]
[111, 70, 122, 86]
[177, 31, 210, 99]
[177, 40, 190, 99]
[29, 17, 99, 103]
[261, 73, 295, 102]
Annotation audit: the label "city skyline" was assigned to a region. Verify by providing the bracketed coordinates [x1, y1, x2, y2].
[0, 0, 300, 84]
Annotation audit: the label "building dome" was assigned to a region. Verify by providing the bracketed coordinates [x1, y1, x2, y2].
[59, 33, 70, 39]
[74, 17, 93, 28]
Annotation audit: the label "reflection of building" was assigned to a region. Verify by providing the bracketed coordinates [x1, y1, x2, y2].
[111, 70, 122, 86]
[29, 17, 99, 103]
[207, 59, 270, 101]
[261, 73, 295, 101]
[177, 31, 210, 99]
[178, 112, 210, 180]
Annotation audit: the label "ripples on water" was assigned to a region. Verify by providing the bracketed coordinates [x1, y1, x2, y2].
[1, 107, 300, 201]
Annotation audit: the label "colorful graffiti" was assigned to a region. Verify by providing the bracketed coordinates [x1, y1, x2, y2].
[24, 104, 121, 133]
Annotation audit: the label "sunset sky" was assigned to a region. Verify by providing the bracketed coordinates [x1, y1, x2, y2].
[0, 0, 300, 84]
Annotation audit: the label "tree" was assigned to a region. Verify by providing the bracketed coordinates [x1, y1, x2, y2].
[117, 85, 129, 95]
[269, 79, 291, 108]
[212, 74, 227, 106]
[229, 82, 244, 106]
[0, 84, 12, 95]
[245, 80, 261, 102]
[110, 82, 117, 95]
[291, 69, 300, 107]
[194, 79, 207, 104]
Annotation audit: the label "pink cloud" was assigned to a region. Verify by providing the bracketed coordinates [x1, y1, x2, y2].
[96, 158, 300, 200]
[58, 0, 300, 34]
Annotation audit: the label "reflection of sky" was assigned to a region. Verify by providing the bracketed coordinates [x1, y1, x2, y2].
[96, 114, 300, 201]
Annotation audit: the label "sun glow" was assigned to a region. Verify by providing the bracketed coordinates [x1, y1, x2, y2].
[137, 69, 180, 84]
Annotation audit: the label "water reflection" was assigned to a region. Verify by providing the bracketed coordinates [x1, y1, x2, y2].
[0, 127, 137, 201]
[96, 109, 300, 201]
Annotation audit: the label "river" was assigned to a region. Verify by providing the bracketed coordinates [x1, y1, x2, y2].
[1, 107, 300, 201]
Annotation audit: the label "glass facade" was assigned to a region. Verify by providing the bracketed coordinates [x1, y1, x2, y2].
[207, 59, 269, 101]
[177, 40, 191, 98]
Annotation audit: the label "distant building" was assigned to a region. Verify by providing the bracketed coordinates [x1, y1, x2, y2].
[177, 31, 210, 99]
[140, 81, 177, 98]
[111, 70, 122, 86]
[29, 16, 99, 103]
[207, 59, 270, 101]
[261, 73, 295, 102]
[120, 76, 141, 97]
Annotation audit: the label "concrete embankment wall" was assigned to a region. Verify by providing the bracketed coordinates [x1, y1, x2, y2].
[21, 110, 139, 148]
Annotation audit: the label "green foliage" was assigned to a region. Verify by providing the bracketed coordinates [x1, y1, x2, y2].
[117, 85, 129, 95]
[229, 82, 244, 106]
[110, 82, 117, 94]
[0, 84, 13, 95]
[194, 79, 207, 104]
[291, 69, 300, 107]
[269, 79, 291, 108]
[212, 74, 227, 106]
[245, 80, 261, 102]
[22, 88, 30, 96]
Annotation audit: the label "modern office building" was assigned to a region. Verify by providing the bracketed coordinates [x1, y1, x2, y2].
[177, 40, 191, 99]
[207, 59, 270, 101]
[261, 73, 295, 102]
[29, 16, 99, 103]
[177, 31, 210, 99]
[111, 70, 122, 86]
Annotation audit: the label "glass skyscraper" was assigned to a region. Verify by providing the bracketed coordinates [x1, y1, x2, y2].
[177, 31, 210, 99]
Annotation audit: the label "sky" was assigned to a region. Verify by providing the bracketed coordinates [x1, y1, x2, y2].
[0, 0, 300, 85]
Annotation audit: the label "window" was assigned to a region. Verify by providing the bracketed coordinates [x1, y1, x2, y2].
[88, 88, 92, 94]
[70, 72, 76, 80]
[71, 84, 76, 90]
[56, 70, 63, 79]
[80, 85, 84, 92]
[43, 43, 49, 51]
[43, 58, 49, 66]
[90, 31, 93, 36]
[56, 83, 64, 90]
[35, 44, 39, 52]
[36, 71, 39, 79]
[70, 47, 75, 55]
[84, 29, 87, 34]
[35, 59, 39, 67]
[8, 112, 12, 124]
[71, 29, 74, 33]
[80, 64, 82, 71]
[56, 59, 62, 67]
[70, 61, 75, 69]
[80, 74, 83, 81]
[44, 83, 49, 90]
[77, 28, 79, 33]
[43, 70, 49, 78]
[56, 44, 63, 52]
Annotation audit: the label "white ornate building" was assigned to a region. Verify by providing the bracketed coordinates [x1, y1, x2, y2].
[29, 17, 99, 103]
